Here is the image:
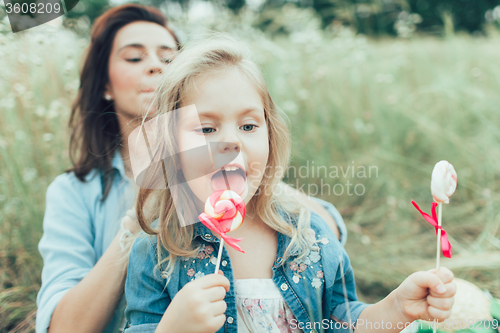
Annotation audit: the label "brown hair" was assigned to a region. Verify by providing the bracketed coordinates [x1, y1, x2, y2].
[67, 4, 180, 200]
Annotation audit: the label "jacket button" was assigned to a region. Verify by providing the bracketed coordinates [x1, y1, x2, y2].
[204, 233, 212, 239]
[227, 316, 234, 324]
[222, 260, 227, 267]
[311, 330, 317, 333]
[280, 283, 288, 291]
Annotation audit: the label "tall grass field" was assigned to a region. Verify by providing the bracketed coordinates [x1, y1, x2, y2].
[1, 11, 500, 332]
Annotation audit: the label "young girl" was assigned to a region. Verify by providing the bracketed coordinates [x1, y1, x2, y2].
[122, 35, 456, 333]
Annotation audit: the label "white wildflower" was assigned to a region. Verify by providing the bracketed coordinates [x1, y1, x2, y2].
[35, 106, 46, 117]
[15, 130, 26, 141]
[43, 133, 53, 142]
[281, 100, 298, 114]
[22, 168, 38, 183]
[361, 235, 371, 245]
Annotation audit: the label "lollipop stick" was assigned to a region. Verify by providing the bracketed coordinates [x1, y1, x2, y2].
[214, 238, 225, 274]
[433, 202, 443, 333]
[436, 203, 442, 270]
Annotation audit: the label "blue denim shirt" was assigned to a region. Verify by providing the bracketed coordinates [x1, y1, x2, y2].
[123, 208, 369, 333]
[36, 150, 135, 333]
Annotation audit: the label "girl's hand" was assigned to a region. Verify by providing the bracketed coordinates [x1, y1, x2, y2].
[395, 267, 456, 323]
[158, 271, 229, 333]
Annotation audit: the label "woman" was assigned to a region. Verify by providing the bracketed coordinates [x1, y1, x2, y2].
[35, 4, 346, 333]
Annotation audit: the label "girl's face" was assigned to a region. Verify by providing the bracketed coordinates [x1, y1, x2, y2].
[106, 21, 177, 121]
[177, 68, 269, 207]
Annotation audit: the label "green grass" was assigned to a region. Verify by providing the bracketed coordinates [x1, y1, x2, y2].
[1, 14, 500, 332]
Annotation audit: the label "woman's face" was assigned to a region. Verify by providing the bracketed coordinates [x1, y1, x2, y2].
[177, 68, 269, 207]
[106, 21, 177, 121]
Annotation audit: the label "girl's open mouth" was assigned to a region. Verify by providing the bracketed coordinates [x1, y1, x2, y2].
[210, 164, 247, 196]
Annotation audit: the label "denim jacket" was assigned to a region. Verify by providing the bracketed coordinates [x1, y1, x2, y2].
[123, 207, 370, 333]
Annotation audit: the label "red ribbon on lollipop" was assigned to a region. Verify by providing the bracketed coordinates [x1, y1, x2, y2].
[198, 189, 246, 253]
[411, 201, 452, 258]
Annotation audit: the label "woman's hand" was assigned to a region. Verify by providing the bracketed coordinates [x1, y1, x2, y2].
[121, 209, 143, 235]
[395, 267, 456, 322]
[156, 271, 229, 333]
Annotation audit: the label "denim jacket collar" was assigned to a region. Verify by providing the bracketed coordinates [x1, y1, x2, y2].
[193, 218, 216, 241]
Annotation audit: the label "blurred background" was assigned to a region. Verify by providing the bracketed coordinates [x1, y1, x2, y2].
[1, 0, 500, 331]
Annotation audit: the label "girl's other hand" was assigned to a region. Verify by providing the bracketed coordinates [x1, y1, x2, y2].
[395, 267, 456, 322]
[157, 271, 229, 333]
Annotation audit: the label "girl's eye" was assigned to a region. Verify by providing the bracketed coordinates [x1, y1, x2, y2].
[162, 58, 173, 64]
[195, 127, 216, 134]
[126, 58, 141, 63]
[240, 124, 257, 131]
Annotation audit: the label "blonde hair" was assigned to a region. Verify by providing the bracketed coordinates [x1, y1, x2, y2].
[134, 33, 312, 284]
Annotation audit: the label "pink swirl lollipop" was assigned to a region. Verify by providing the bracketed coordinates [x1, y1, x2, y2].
[198, 189, 246, 253]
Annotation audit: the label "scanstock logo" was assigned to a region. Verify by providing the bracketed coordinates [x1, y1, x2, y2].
[4, 0, 78, 32]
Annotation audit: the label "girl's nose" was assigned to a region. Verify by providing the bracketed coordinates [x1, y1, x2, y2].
[216, 142, 240, 154]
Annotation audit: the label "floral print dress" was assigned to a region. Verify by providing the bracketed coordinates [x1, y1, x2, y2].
[234, 278, 304, 333]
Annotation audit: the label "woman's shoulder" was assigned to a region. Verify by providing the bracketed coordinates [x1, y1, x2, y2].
[47, 169, 102, 201]
[49, 169, 100, 189]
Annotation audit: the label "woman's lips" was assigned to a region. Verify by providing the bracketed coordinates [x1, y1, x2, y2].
[141, 87, 155, 93]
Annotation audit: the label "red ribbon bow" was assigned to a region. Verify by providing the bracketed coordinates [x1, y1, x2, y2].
[411, 201, 452, 258]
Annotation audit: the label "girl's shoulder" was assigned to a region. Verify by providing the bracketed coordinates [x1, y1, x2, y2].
[308, 197, 348, 245]
[277, 198, 345, 248]
[129, 230, 171, 267]
[130, 233, 159, 259]
[307, 209, 344, 252]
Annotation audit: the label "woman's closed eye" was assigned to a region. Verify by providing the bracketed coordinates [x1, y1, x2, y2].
[124, 54, 173, 63]
[126, 57, 172, 63]
[126, 58, 142, 63]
